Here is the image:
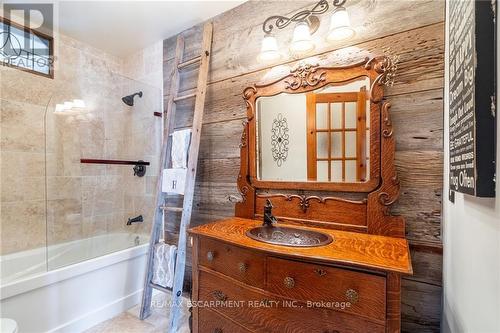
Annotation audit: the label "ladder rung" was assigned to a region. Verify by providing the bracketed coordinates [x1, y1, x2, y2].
[160, 206, 184, 212]
[149, 282, 172, 293]
[170, 126, 191, 132]
[173, 93, 196, 103]
[177, 56, 201, 69]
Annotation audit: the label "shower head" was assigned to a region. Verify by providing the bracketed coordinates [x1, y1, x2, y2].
[122, 91, 143, 106]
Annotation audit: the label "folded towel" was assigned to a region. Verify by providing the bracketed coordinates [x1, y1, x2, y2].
[162, 168, 187, 194]
[171, 129, 191, 169]
[151, 242, 177, 289]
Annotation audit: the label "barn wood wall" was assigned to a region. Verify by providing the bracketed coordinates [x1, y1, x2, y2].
[163, 1, 444, 331]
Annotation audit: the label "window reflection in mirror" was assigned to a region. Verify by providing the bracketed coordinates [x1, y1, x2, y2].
[256, 77, 370, 183]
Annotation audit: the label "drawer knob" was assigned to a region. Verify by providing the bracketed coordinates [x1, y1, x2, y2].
[345, 288, 359, 304]
[238, 262, 248, 273]
[206, 251, 215, 262]
[212, 290, 227, 302]
[283, 276, 295, 289]
[213, 329, 223, 333]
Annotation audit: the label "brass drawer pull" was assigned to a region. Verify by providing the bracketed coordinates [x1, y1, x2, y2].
[314, 268, 327, 276]
[213, 329, 223, 333]
[283, 276, 295, 289]
[238, 262, 248, 273]
[206, 251, 215, 262]
[345, 288, 359, 304]
[212, 290, 227, 302]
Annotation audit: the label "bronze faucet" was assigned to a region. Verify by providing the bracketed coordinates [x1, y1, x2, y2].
[263, 199, 278, 227]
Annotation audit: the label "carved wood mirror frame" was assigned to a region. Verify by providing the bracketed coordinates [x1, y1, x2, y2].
[236, 57, 405, 238]
[248, 62, 381, 192]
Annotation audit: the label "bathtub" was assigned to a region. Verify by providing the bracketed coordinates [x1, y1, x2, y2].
[0, 233, 149, 333]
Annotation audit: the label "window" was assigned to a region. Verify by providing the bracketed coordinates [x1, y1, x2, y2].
[306, 87, 369, 182]
[0, 17, 53, 78]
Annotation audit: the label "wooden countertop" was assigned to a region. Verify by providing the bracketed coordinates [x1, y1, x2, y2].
[189, 218, 413, 275]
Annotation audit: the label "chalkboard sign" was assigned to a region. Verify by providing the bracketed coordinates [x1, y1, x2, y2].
[449, 0, 496, 197]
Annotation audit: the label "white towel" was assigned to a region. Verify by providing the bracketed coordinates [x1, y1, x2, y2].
[151, 242, 177, 289]
[162, 168, 187, 194]
[171, 129, 191, 169]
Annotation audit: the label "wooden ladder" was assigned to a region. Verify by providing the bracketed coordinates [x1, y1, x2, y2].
[139, 21, 213, 333]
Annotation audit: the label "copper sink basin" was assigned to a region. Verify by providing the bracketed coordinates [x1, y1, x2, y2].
[246, 226, 333, 247]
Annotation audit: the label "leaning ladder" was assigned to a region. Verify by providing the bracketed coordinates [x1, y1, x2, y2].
[139, 21, 213, 333]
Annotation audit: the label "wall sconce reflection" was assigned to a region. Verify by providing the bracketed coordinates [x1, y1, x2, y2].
[54, 99, 86, 113]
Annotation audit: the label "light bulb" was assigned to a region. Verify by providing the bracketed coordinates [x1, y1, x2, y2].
[327, 7, 355, 41]
[258, 34, 281, 62]
[290, 22, 314, 54]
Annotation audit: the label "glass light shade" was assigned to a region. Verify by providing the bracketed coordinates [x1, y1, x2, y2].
[290, 22, 314, 54]
[258, 35, 281, 62]
[327, 7, 355, 41]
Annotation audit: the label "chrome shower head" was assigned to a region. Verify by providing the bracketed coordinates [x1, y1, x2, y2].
[122, 91, 143, 106]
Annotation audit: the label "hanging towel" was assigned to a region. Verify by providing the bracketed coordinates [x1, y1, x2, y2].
[171, 129, 191, 169]
[151, 242, 177, 289]
[162, 168, 187, 194]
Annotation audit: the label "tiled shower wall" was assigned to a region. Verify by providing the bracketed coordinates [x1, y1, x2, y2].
[0, 33, 163, 255]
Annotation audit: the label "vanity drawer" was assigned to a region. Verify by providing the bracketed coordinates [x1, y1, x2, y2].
[198, 307, 251, 333]
[198, 236, 265, 288]
[266, 257, 386, 322]
[198, 270, 384, 333]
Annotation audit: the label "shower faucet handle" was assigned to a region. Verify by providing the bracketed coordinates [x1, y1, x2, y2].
[127, 215, 143, 225]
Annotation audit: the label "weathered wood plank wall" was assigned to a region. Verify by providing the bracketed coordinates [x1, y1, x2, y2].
[163, 1, 444, 331]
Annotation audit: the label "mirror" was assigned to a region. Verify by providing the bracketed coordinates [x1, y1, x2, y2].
[256, 78, 370, 183]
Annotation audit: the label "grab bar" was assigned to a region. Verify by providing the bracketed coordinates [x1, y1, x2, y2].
[80, 159, 150, 165]
[80, 159, 149, 177]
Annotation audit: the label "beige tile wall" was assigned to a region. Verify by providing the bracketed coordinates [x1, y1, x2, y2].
[0, 33, 162, 255]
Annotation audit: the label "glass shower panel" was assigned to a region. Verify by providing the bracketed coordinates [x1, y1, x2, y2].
[0, 70, 52, 284]
[45, 74, 161, 270]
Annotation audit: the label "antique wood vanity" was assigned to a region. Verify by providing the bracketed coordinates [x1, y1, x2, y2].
[189, 57, 413, 333]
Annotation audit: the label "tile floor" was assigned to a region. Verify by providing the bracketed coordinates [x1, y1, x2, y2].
[85, 293, 191, 333]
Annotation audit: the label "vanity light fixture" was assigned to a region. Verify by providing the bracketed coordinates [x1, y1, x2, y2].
[258, 0, 354, 62]
[327, 6, 355, 41]
[258, 34, 281, 62]
[290, 22, 315, 55]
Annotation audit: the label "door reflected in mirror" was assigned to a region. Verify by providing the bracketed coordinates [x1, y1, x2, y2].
[256, 78, 370, 183]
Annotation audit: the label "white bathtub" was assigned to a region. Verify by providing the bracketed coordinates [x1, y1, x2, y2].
[0, 233, 149, 333]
